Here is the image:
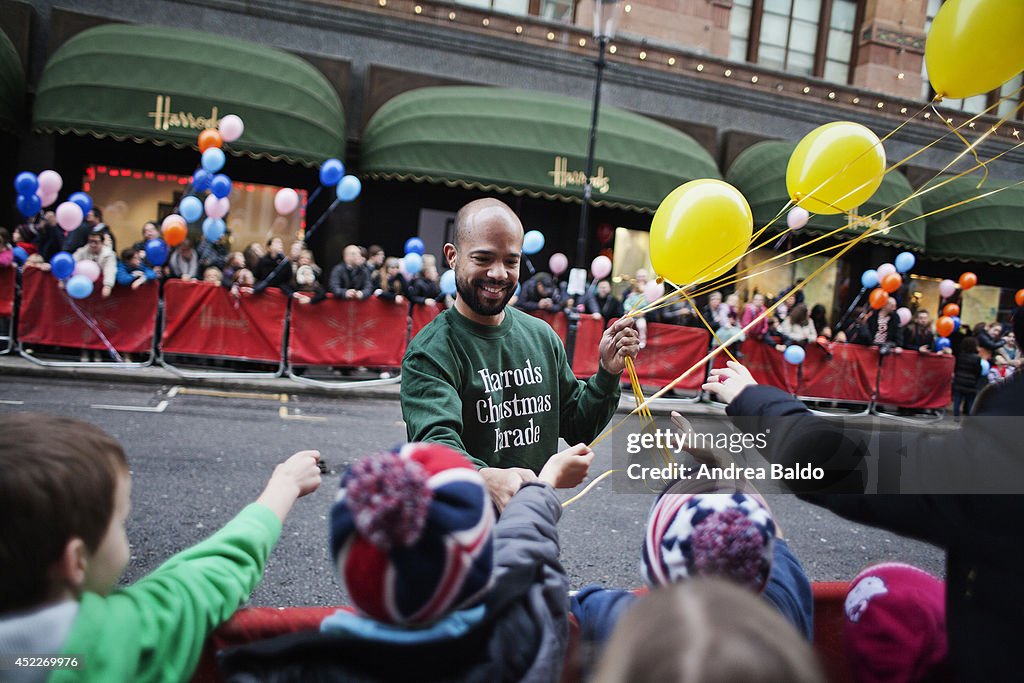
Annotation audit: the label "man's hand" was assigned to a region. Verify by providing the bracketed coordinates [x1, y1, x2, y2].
[480, 467, 537, 513]
[539, 443, 594, 488]
[701, 361, 757, 405]
[424, 298, 436, 307]
[599, 317, 641, 374]
[395, 295, 406, 305]
[592, 312, 602, 320]
[919, 345, 929, 353]
[345, 289, 357, 299]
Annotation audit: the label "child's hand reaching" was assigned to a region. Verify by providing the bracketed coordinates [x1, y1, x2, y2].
[539, 443, 594, 488]
[257, 450, 322, 522]
[701, 361, 758, 405]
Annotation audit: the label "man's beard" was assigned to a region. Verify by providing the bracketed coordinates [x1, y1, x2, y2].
[455, 272, 515, 317]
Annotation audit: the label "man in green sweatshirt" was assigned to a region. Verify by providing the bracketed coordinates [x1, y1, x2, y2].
[402, 198, 640, 509]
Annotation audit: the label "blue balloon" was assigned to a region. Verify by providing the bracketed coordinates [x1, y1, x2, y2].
[981, 359, 991, 376]
[319, 158, 345, 187]
[179, 195, 203, 223]
[16, 193, 42, 217]
[202, 217, 226, 242]
[894, 251, 916, 273]
[192, 169, 213, 192]
[951, 315, 961, 333]
[861, 269, 879, 289]
[12, 246, 28, 264]
[523, 230, 545, 255]
[14, 172, 38, 196]
[210, 173, 232, 199]
[201, 147, 226, 173]
[404, 237, 425, 256]
[66, 274, 93, 299]
[404, 252, 423, 275]
[935, 337, 951, 351]
[145, 238, 169, 267]
[68, 191, 92, 215]
[50, 252, 75, 280]
[336, 175, 361, 202]
[783, 344, 806, 365]
[440, 269, 456, 296]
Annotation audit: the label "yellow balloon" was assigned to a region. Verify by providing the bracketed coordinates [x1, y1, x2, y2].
[786, 122, 885, 216]
[925, 0, 1024, 100]
[649, 179, 752, 287]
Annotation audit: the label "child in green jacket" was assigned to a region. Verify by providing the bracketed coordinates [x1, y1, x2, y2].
[0, 413, 321, 682]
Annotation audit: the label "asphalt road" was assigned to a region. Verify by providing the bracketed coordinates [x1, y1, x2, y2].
[0, 376, 945, 607]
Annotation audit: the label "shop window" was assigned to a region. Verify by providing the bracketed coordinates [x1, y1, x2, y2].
[729, 0, 859, 84]
[454, 0, 531, 16]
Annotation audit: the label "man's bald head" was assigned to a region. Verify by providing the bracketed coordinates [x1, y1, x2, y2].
[454, 198, 523, 249]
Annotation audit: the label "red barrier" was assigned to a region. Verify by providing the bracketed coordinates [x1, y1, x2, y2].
[162, 280, 286, 363]
[576, 319, 710, 389]
[530, 310, 568, 344]
[713, 339, 800, 393]
[289, 295, 408, 367]
[0, 267, 14, 317]
[410, 302, 444, 339]
[799, 342, 877, 403]
[17, 267, 158, 353]
[876, 349, 953, 409]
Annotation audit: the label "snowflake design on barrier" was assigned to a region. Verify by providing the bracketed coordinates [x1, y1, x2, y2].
[322, 305, 382, 363]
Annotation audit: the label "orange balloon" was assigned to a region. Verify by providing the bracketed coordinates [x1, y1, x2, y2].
[943, 303, 960, 317]
[869, 288, 889, 310]
[936, 316, 955, 338]
[880, 272, 903, 294]
[162, 222, 187, 247]
[959, 272, 977, 291]
[1016, 289, 1024, 307]
[198, 129, 223, 152]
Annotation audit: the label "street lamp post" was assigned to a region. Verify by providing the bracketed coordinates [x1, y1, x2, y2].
[575, 0, 622, 269]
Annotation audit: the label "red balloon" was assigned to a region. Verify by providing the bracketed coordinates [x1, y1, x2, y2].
[880, 272, 903, 294]
[869, 288, 889, 310]
[943, 303, 960, 317]
[1016, 289, 1024, 307]
[958, 272, 977, 291]
[198, 129, 223, 152]
[936, 316, 955, 338]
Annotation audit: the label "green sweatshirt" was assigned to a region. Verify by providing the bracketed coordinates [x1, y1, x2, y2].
[51, 503, 281, 683]
[401, 306, 621, 471]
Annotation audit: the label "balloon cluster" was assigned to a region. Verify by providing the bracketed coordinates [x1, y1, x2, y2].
[14, 170, 95, 236]
[273, 157, 361, 219]
[180, 114, 248, 246]
[932, 271, 979, 341]
[862, 251, 915, 315]
[403, 236, 425, 276]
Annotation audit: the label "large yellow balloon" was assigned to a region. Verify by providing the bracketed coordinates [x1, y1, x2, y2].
[786, 122, 886, 216]
[649, 179, 752, 287]
[925, 0, 1024, 100]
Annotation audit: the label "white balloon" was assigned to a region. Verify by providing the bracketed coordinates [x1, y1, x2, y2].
[56, 201, 84, 232]
[274, 188, 300, 215]
[218, 114, 245, 143]
[205, 194, 230, 219]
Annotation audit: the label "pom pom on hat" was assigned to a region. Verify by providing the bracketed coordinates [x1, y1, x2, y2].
[844, 563, 948, 683]
[331, 443, 494, 625]
[642, 490, 775, 592]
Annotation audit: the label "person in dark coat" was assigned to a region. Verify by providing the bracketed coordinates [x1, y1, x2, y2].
[583, 280, 624, 327]
[951, 336, 982, 417]
[253, 237, 291, 293]
[700, 307, 1024, 682]
[328, 244, 374, 300]
[902, 309, 936, 352]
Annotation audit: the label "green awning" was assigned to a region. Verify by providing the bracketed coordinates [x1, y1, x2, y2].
[726, 141, 926, 251]
[920, 175, 1024, 267]
[0, 28, 25, 134]
[33, 24, 344, 166]
[361, 86, 721, 213]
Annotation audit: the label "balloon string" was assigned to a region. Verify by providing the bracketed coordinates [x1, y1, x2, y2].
[561, 468, 619, 508]
[681, 288, 738, 363]
[932, 104, 989, 189]
[63, 291, 124, 363]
